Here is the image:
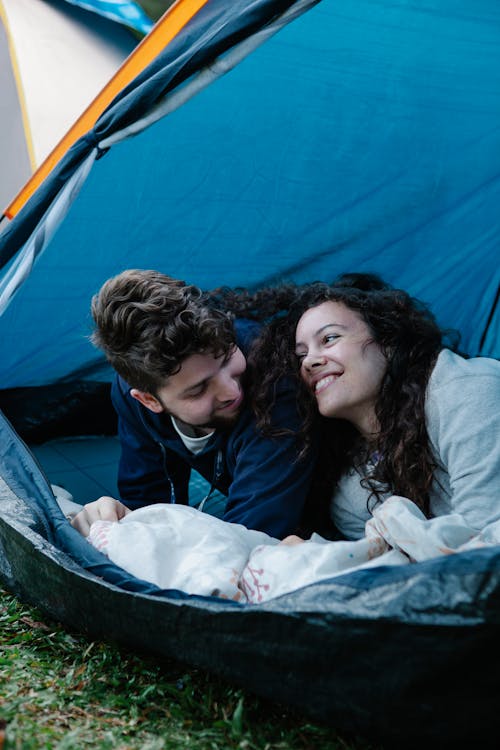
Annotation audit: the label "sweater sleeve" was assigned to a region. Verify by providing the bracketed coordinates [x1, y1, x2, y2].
[222, 381, 316, 539]
[426, 353, 500, 530]
[112, 377, 189, 509]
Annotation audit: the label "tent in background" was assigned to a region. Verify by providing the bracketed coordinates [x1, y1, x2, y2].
[58, 0, 173, 32]
[0, 0, 136, 211]
[0, 1, 499, 745]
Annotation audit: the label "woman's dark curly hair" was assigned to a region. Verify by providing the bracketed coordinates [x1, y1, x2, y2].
[246, 273, 459, 516]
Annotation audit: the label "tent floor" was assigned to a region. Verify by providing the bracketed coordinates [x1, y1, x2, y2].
[31, 435, 120, 505]
[30, 435, 225, 515]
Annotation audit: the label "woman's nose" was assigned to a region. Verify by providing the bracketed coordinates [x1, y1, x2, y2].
[303, 352, 326, 370]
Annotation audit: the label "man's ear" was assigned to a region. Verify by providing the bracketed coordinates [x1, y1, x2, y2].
[130, 389, 164, 414]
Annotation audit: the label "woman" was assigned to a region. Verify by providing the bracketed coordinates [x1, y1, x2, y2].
[249, 274, 500, 540]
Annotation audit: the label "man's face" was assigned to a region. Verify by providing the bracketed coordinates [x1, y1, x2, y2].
[131, 347, 247, 431]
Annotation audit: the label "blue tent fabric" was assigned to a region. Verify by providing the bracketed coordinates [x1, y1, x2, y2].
[59, 0, 155, 34]
[0, 2, 500, 744]
[0, 0, 498, 389]
[0, 0, 315, 264]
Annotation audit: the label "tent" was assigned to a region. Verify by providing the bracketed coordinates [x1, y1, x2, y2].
[0, 0, 498, 385]
[57, 0, 172, 33]
[0, 0, 499, 745]
[0, 0, 137, 211]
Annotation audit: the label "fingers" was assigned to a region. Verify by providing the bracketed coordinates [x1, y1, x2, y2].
[279, 534, 305, 546]
[70, 496, 130, 537]
[95, 496, 128, 521]
[114, 500, 131, 521]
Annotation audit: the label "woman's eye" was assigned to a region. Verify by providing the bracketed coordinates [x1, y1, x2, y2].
[323, 334, 338, 345]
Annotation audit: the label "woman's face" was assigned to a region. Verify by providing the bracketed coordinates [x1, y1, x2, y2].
[295, 300, 387, 437]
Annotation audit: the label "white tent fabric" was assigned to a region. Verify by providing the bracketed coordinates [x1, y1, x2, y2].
[0, 0, 136, 209]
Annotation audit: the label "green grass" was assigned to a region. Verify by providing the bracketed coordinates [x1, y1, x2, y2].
[0, 587, 378, 750]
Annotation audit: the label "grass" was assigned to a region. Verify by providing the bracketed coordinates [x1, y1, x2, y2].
[0, 587, 378, 750]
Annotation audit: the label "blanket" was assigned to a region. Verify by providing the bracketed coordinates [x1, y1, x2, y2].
[87, 496, 500, 603]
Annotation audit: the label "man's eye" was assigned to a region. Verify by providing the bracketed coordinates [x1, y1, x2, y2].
[186, 385, 207, 398]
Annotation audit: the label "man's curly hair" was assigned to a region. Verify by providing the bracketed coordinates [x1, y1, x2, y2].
[91, 269, 237, 394]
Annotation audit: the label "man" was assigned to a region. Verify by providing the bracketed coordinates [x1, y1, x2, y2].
[72, 269, 315, 538]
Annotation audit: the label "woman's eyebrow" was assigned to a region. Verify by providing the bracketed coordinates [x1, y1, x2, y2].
[315, 323, 346, 335]
[296, 322, 347, 349]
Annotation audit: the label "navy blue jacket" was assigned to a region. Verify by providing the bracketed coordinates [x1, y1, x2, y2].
[111, 320, 315, 539]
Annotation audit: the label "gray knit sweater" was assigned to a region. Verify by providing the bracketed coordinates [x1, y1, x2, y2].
[330, 349, 500, 540]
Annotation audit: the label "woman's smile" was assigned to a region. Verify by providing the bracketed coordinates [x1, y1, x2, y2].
[295, 300, 387, 437]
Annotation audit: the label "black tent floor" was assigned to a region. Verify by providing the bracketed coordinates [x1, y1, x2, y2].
[31, 435, 120, 505]
[1, 431, 499, 747]
[30, 435, 224, 514]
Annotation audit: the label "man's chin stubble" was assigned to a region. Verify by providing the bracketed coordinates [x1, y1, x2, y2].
[201, 410, 242, 431]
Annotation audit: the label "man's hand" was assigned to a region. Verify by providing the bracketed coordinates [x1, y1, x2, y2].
[71, 496, 130, 537]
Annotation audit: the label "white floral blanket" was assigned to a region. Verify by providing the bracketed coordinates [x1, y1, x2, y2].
[87, 497, 500, 603]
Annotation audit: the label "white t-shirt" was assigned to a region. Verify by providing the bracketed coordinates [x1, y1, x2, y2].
[170, 416, 214, 455]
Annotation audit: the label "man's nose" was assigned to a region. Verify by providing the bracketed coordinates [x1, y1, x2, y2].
[215, 374, 240, 403]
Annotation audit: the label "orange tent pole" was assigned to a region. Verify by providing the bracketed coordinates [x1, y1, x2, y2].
[4, 0, 209, 220]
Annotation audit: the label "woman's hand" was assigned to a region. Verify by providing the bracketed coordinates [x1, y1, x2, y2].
[279, 534, 305, 546]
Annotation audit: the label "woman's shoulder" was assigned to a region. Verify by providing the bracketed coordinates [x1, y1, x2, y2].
[429, 349, 500, 390]
[426, 349, 500, 433]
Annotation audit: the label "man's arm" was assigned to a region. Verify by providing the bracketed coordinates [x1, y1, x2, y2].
[112, 376, 190, 508]
[223, 381, 317, 539]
